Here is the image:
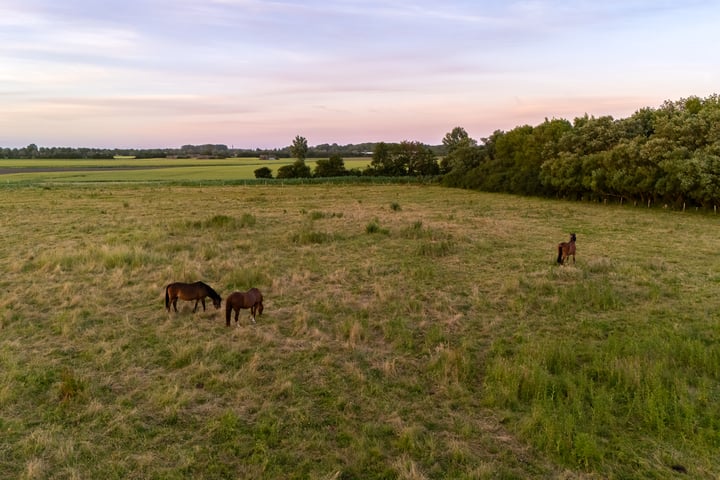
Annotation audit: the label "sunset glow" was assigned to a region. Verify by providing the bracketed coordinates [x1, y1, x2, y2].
[1, 0, 718, 148]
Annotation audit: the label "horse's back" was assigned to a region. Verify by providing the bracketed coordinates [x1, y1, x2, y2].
[226, 289, 262, 308]
[167, 281, 207, 299]
[226, 291, 245, 307]
[166, 282, 184, 294]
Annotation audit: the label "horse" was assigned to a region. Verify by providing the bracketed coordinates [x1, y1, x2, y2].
[557, 233, 577, 265]
[225, 288, 264, 326]
[165, 281, 222, 312]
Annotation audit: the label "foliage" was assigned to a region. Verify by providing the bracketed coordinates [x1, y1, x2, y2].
[254, 166, 273, 179]
[367, 141, 439, 176]
[442, 126, 477, 154]
[276, 159, 312, 179]
[443, 94, 720, 207]
[290, 135, 309, 161]
[313, 154, 348, 177]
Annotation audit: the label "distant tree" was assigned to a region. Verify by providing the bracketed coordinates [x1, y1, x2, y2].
[368, 142, 393, 175]
[254, 166, 273, 179]
[293, 159, 312, 178]
[399, 141, 439, 176]
[369, 141, 406, 175]
[442, 127, 477, 153]
[440, 145, 486, 182]
[290, 135, 308, 161]
[314, 154, 347, 177]
[277, 159, 312, 179]
[276, 164, 295, 179]
[21, 143, 39, 159]
[367, 141, 439, 176]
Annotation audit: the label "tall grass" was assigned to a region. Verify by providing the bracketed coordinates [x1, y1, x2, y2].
[0, 183, 718, 478]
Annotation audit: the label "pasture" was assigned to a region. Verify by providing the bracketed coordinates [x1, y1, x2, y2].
[0, 157, 371, 183]
[0, 182, 718, 479]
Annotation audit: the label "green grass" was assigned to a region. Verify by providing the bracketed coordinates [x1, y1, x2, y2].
[1, 183, 718, 478]
[0, 157, 372, 183]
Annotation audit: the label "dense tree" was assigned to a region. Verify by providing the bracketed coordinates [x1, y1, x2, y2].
[314, 154, 348, 177]
[368, 142, 400, 175]
[254, 166, 273, 179]
[277, 159, 311, 179]
[442, 94, 720, 208]
[442, 127, 477, 154]
[290, 135, 308, 161]
[368, 141, 439, 176]
[399, 141, 439, 176]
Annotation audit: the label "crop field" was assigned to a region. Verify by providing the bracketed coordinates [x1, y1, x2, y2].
[0, 158, 371, 183]
[0, 181, 718, 479]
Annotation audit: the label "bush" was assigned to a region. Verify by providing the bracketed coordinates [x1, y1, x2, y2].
[254, 166, 273, 179]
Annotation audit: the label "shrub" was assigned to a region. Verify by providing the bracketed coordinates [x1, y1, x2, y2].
[254, 166, 273, 179]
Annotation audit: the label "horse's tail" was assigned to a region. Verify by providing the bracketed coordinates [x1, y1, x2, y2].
[557, 245, 563, 264]
[165, 285, 170, 310]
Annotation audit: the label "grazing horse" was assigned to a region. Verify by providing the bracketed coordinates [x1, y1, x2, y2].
[225, 288, 264, 326]
[165, 281, 222, 312]
[557, 233, 577, 265]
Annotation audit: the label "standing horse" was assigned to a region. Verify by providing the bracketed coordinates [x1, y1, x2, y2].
[557, 233, 577, 265]
[165, 281, 222, 312]
[225, 288, 264, 326]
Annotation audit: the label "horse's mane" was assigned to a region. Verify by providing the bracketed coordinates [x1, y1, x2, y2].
[197, 281, 221, 300]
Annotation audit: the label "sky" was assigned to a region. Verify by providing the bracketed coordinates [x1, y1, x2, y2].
[1, 0, 719, 149]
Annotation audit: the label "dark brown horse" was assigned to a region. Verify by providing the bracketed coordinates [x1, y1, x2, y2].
[165, 281, 222, 312]
[225, 288, 264, 326]
[557, 233, 577, 265]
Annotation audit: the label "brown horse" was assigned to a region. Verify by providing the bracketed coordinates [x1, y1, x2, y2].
[225, 288, 264, 326]
[557, 233, 577, 265]
[165, 281, 222, 312]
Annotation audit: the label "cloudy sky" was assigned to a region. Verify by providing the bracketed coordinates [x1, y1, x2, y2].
[1, 0, 718, 149]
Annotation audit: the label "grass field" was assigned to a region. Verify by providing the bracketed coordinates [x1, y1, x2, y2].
[0, 157, 371, 183]
[1, 181, 718, 479]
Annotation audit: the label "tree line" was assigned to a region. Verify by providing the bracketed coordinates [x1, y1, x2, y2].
[441, 94, 720, 208]
[280, 93, 720, 206]
[4, 94, 718, 207]
[254, 135, 442, 179]
[0, 142, 399, 160]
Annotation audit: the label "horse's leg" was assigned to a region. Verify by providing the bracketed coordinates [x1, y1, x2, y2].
[193, 299, 199, 313]
[201, 298, 206, 311]
[250, 304, 256, 323]
[234, 309, 240, 326]
[172, 297, 179, 312]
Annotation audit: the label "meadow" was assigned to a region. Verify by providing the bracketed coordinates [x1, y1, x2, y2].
[0, 157, 371, 183]
[0, 181, 718, 479]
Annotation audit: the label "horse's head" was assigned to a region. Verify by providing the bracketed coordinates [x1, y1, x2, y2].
[570, 233, 576, 242]
[213, 297, 222, 309]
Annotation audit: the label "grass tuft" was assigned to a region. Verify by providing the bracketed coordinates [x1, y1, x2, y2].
[365, 219, 389, 235]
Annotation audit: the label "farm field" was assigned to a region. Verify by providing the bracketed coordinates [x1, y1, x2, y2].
[1, 182, 719, 479]
[0, 157, 372, 183]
